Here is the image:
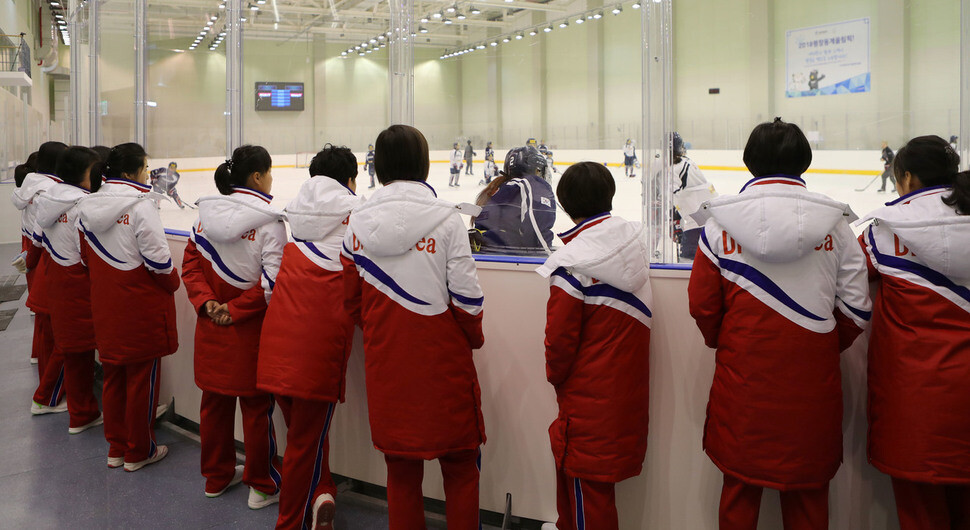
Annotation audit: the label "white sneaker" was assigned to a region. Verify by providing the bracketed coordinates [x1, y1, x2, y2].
[248, 486, 280, 510]
[205, 465, 245, 498]
[155, 401, 170, 419]
[124, 445, 169, 472]
[30, 357, 38, 365]
[68, 414, 104, 434]
[31, 400, 68, 415]
[107, 456, 125, 469]
[311, 493, 336, 529]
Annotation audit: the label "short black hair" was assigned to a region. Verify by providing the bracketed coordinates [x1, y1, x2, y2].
[36, 141, 68, 175]
[893, 135, 970, 214]
[374, 125, 430, 185]
[56, 146, 101, 188]
[557, 161, 616, 219]
[742, 118, 812, 177]
[309, 144, 358, 186]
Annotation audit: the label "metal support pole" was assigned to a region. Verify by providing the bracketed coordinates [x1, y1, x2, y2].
[388, 0, 413, 125]
[68, 0, 83, 145]
[961, 0, 970, 171]
[641, 0, 673, 262]
[88, 0, 101, 145]
[226, 0, 244, 157]
[134, 0, 148, 146]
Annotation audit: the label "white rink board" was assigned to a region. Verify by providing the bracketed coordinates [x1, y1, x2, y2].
[155, 147, 902, 527]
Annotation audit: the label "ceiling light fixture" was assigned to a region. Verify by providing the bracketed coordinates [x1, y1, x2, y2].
[612, 5, 622, 14]
[446, 4, 456, 13]
[515, 32, 523, 39]
[470, 6, 481, 14]
[632, 1, 641, 8]
[576, 16, 584, 24]
[543, 25, 553, 32]
[456, 12, 466, 19]
[419, 26, 428, 33]
[559, 20, 568, 28]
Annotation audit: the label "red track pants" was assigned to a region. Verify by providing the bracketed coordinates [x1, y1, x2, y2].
[891, 477, 970, 530]
[719, 474, 829, 530]
[102, 359, 162, 463]
[274, 397, 337, 530]
[199, 390, 281, 495]
[384, 448, 481, 530]
[37, 348, 99, 428]
[555, 467, 618, 530]
[31, 313, 64, 407]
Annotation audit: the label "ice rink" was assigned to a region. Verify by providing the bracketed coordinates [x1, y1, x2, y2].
[155, 148, 894, 248]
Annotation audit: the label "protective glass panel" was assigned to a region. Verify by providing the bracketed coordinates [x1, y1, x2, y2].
[666, 0, 963, 264]
[413, 0, 644, 260]
[143, 2, 227, 231]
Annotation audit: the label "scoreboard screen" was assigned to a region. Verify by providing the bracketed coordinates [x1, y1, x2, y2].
[255, 82, 305, 111]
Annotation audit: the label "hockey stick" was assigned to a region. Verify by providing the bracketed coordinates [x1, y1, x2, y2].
[855, 175, 880, 192]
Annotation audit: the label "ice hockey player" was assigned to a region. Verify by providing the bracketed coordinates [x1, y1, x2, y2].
[365, 144, 376, 189]
[472, 145, 556, 255]
[539, 139, 557, 174]
[536, 161, 652, 530]
[149, 161, 191, 209]
[623, 139, 637, 178]
[485, 141, 494, 161]
[449, 142, 464, 187]
[878, 141, 895, 193]
[688, 118, 871, 529]
[464, 140, 477, 175]
[668, 133, 716, 261]
[479, 153, 498, 185]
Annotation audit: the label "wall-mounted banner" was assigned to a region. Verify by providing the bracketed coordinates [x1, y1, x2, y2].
[786, 18, 870, 98]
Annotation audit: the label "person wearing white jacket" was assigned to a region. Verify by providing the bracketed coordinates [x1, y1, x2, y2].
[688, 119, 871, 529]
[668, 133, 717, 261]
[181, 145, 287, 510]
[76, 142, 180, 472]
[32, 146, 105, 435]
[341, 125, 486, 530]
[257, 145, 365, 530]
[11, 141, 68, 414]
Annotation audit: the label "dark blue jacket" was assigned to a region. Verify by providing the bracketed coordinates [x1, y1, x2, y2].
[474, 174, 556, 254]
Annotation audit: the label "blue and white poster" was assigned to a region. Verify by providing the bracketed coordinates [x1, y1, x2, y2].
[786, 18, 870, 98]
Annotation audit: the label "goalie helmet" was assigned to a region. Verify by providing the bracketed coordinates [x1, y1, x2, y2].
[672, 132, 686, 157]
[502, 145, 547, 178]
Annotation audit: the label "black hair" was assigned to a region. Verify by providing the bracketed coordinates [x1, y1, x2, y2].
[557, 161, 616, 220]
[90, 145, 111, 186]
[214, 145, 272, 195]
[56, 146, 101, 189]
[374, 125, 430, 185]
[309, 144, 358, 186]
[893, 135, 970, 215]
[104, 143, 148, 181]
[742, 117, 813, 177]
[14, 151, 38, 187]
[36, 141, 68, 175]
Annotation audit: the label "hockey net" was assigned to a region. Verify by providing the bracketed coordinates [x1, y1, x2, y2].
[295, 152, 314, 168]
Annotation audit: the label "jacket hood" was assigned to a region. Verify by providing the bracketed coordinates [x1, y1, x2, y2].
[76, 180, 151, 232]
[284, 177, 363, 241]
[860, 189, 970, 280]
[196, 193, 284, 243]
[536, 215, 650, 293]
[33, 183, 88, 229]
[11, 173, 58, 210]
[348, 181, 479, 258]
[693, 189, 856, 263]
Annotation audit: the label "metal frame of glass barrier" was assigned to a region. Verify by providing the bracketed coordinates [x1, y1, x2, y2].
[642, 0, 674, 264]
[962, 0, 970, 171]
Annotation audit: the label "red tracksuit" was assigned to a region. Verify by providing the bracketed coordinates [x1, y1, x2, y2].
[688, 175, 871, 529]
[859, 185, 970, 530]
[182, 186, 286, 496]
[32, 182, 101, 429]
[257, 176, 361, 529]
[341, 180, 486, 530]
[537, 213, 652, 530]
[13, 172, 65, 408]
[77, 178, 180, 464]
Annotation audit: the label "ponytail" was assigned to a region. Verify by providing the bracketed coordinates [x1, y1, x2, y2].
[214, 145, 272, 195]
[103, 142, 147, 181]
[943, 171, 970, 215]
